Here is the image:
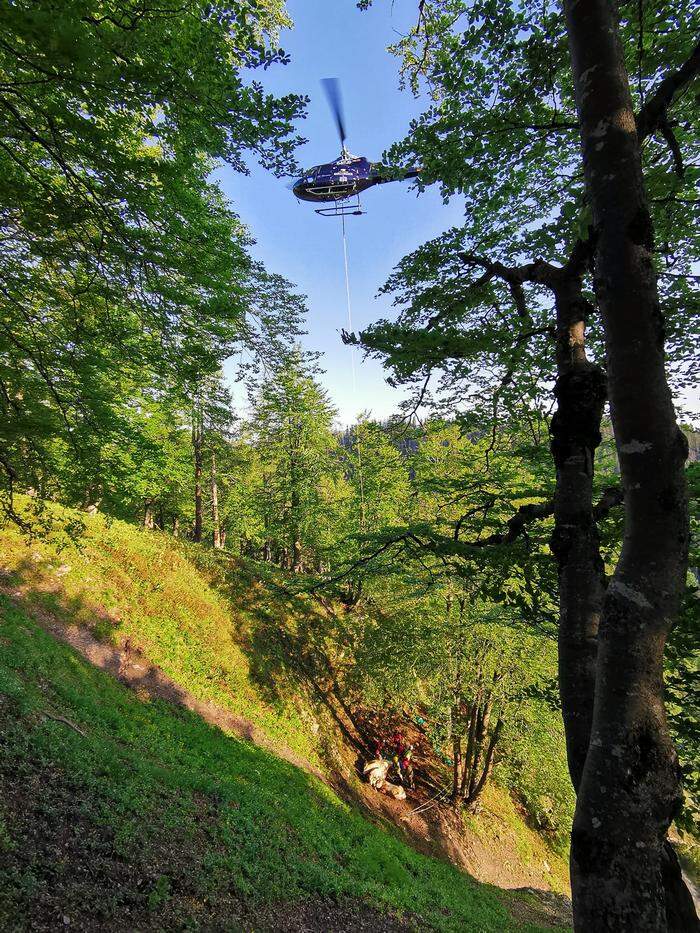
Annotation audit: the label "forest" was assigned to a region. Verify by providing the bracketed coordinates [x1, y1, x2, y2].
[0, 1, 698, 932]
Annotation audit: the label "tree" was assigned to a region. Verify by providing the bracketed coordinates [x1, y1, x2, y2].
[563, 5, 694, 927]
[355, 1, 698, 926]
[331, 418, 412, 602]
[0, 0, 306, 527]
[336, 421, 567, 816]
[247, 352, 339, 571]
[188, 374, 235, 543]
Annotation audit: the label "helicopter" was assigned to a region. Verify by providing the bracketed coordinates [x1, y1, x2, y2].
[290, 79, 419, 216]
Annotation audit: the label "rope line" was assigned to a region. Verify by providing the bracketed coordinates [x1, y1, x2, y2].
[341, 213, 356, 391]
[400, 788, 449, 821]
[341, 214, 366, 529]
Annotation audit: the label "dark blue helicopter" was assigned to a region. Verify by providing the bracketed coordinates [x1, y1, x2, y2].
[290, 79, 419, 216]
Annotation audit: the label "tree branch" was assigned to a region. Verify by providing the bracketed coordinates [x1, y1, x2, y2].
[471, 499, 554, 547]
[42, 710, 87, 737]
[658, 118, 685, 177]
[592, 484, 624, 520]
[459, 252, 558, 293]
[636, 40, 700, 142]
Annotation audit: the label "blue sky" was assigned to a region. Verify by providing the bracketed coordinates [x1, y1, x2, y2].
[218, 0, 464, 426]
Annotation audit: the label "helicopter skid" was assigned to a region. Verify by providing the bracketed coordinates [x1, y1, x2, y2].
[315, 195, 365, 217]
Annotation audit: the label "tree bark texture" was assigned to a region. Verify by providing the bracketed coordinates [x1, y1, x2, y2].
[451, 702, 462, 802]
[211, 450, 221, 549]
[192, 409, 203, 543]
[549, 271, 608, 792]
[564, 2, 693, 929]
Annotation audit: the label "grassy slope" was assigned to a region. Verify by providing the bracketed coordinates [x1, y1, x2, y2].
[1, 601, 559, 932]
[0, 504, 318, 767]
[0, 504, 567, 931]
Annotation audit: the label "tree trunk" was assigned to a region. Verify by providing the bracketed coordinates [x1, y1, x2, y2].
[288, 438, 303, 572]
[192, 409, 203, 543]
[143, 501, 155, 529]
[451, 702, 462, 802]
[564, 3, 693, 929]
[465, 717, 503, 810]
[292, 538, 303, 573]
[460, 700, 479, 797]
[549, 272, 607, 791]
[211, 450, 221, 549]
[468, 695, 492, 799]
[547, 254, 694, 929]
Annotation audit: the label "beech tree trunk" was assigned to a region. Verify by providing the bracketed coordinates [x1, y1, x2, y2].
[451, 702, 462, 802]
[192, 410, 203, 543]
[211, 450, 221, 549]
[549, 270, 607, 791]
[564, 3, 692, 929]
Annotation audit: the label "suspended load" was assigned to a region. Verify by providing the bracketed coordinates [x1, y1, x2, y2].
[363, 758, 407, 800]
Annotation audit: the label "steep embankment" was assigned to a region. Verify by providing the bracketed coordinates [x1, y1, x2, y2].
[0, 505, 318, 769]
[0, 505, 569, 931]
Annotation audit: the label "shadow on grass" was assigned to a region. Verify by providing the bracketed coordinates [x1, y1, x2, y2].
[206, 558, 373, 752]
[0, 554, 566, 932]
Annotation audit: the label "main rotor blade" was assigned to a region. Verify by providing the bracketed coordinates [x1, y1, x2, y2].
[321, 77, 347, 148]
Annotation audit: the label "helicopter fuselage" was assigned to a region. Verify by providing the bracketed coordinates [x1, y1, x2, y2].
[292, 154, 376, 203]
[292, 153, 418, 203]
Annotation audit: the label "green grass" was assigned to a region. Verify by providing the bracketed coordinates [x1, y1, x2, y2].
[0, 502, 319, 767]
[0, 598, 560, 932]
[460, 786, 570, 895]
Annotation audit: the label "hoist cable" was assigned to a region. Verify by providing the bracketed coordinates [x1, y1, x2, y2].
[341, 213, 356, 391]
[341, 213, 366, 529]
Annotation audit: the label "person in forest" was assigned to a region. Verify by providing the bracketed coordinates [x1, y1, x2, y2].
[388, 732, 415, 788]
[390, 731, 407, 757]
[398, 745, 415, 790]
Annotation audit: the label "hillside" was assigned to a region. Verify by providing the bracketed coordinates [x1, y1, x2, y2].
[0, 504, 571, 931]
